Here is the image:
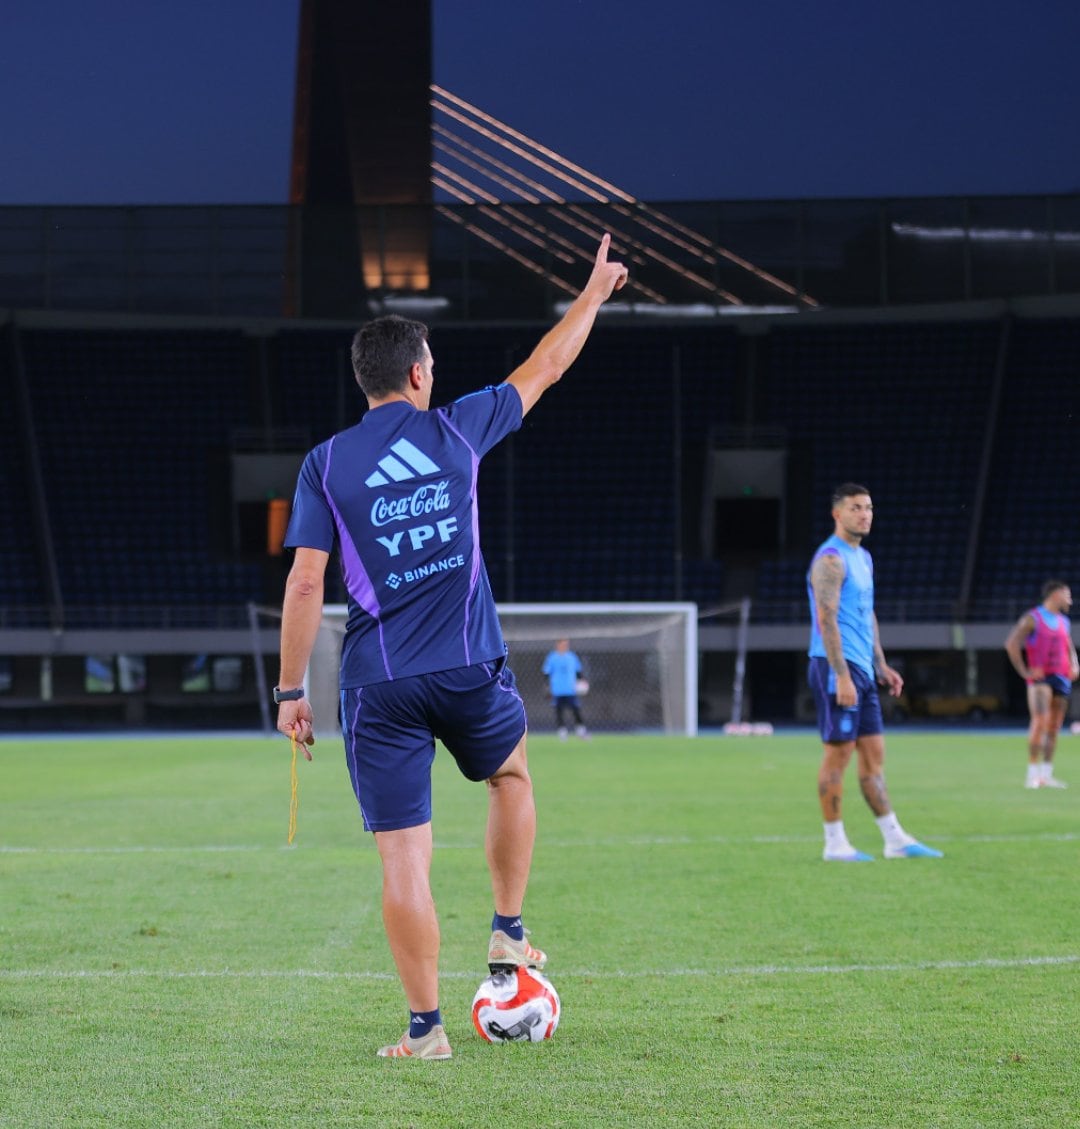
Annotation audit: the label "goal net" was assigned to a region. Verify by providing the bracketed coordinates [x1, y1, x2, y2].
[497, 603, 698, 736]
[268, 601, 699, 737]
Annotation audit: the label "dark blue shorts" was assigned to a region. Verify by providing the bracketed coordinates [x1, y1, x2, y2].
[340, 656, 527, 832]
[1034, 673, 1072, 698]
[808, 657, 884, 744]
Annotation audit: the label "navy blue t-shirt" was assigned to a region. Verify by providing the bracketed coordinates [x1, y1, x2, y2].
[285, 384, 523, 687]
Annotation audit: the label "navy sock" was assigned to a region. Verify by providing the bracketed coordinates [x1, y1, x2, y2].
[492, 912, 524, 941]
[409, 1008, 442, 1040]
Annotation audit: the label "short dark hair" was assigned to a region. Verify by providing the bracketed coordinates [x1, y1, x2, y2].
[831, 482, 870, 507]
[1042, 578, 1069, 601]
[351, 315, 429, 400]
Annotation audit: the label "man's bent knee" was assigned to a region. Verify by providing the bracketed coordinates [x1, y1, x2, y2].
[374, 823, 433, 869]
[488, 736, 530, 787]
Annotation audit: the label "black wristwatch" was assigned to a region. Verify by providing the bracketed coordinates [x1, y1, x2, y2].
[273, 686, 306, 703]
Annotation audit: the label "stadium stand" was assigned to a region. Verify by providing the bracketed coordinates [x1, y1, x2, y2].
[758, 318, 1003, 619]
[0, 329, 48, 617]
[971, 316, 1080, 617]
[5, 310, 1079, 622]
[18, 325, 264, 614]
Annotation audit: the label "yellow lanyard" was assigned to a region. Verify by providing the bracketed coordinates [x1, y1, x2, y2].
[288, 732, 301, 845]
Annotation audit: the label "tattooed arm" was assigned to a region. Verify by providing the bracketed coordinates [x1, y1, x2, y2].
[1004, 612, 1039, 680]
[871, 613, 904, 697]
[810, 551, 857, 707]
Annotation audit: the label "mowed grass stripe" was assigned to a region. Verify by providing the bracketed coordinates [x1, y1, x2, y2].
[3, 952, 1079, 980]
[2, 829, 1079, 853]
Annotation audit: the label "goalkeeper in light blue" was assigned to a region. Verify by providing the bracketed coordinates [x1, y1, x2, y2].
[542, 638, 589, 740]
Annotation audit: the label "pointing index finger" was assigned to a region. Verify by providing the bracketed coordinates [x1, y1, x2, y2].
[595, 232, 611, 265]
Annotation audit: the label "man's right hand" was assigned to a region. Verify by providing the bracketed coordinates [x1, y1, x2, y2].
[277, 699, 315, 759]
[585, 233, 628, 303]
[835, 673, 858, 708]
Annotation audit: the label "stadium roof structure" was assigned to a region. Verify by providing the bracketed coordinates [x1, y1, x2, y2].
[429, 85, 819, 311]
[286, 1, 814, 311]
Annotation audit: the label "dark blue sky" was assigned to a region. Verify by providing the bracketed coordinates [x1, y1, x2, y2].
[2, 0, 1077, 206]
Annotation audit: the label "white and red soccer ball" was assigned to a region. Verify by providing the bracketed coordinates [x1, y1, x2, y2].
[471, 966, 560, 1043]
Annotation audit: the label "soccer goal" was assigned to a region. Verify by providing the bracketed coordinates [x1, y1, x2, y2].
[261, 601, 700, 737]
[497, 603, 699, 736]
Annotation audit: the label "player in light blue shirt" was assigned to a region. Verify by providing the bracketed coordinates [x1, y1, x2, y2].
[807, 483, 942, 863]
[542, 638, 589, 739]
[275, 235, 628, 1060]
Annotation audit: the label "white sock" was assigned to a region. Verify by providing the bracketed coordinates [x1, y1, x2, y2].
[824, 820, 851, 851]
[1039, 762, 1053, 781]
[875, 812, 914, 849]
[1026, 763, 1040, 784]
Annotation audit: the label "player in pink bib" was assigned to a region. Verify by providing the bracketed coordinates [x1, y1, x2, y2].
[1004, 579, 1079, 789]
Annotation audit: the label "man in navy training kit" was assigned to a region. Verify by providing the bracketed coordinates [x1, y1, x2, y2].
[275, 235, 629, 1059]
[542, 637, 589, 740]
[807, 483, 942, 862]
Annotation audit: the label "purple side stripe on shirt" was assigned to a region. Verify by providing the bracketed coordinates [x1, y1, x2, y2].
[321, 438, 393, 681]
[343, 689, 369, 824]
[436, 409, 482, 667]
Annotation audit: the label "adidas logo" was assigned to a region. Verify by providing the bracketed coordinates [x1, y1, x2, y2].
[366, 439, 441, 488]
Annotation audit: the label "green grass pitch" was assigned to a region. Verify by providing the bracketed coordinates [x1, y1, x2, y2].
[2, 730, 1078, 1128]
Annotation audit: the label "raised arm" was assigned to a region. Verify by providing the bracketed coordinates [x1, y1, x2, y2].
[506, 233, 628, 416]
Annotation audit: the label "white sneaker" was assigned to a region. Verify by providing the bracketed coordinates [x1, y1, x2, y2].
[1042, 775, 1067, 789]
[884, 841, 943, 859]
[823, 846, 874, 862]
[487, 930, 547, 972]
[376, 1024, 452, 1060]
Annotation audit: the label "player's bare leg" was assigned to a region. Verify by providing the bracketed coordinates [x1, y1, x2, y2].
[856, 733, 943, 858]
[818, 740, 854, 822]
[486, 737, 535, 914]
[818, 741, 870, 860]
[1046, 697, 1068, 762]
[485, 737, 546, 967]
[855, 733, 890, 816]
[1026, 684, 1052, 787]
[374, 823, 440, 1012]
[1039, 695, 1069, 787]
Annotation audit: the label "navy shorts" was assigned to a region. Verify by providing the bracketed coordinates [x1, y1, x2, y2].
[1034, 673, 1072, 698]
[340, 656, 527, 832]
[808, 657, 884, 744]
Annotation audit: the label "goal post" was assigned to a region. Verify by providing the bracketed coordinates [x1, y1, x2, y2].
[279, 601, 699, 737]
[497, 603, 699, 737]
